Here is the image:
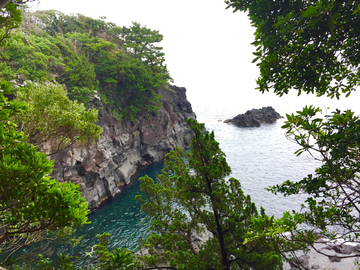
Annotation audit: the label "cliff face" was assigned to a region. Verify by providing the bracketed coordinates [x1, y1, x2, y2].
[49, 86, 196, 209]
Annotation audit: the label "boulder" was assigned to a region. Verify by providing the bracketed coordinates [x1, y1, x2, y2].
[224, 106, 283, 127]
[333, 244, 356, 255]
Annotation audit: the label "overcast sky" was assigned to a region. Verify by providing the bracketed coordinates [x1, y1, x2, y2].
[28, 0, 360, 114]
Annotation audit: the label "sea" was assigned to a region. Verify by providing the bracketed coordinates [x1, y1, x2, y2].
[34, 87, 360, 262]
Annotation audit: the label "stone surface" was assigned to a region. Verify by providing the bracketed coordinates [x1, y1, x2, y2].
[224, 106, 283, 127]
[50, 85, 196, 209]
[284, 242, 360, 270]
[333, 244, 356, 255]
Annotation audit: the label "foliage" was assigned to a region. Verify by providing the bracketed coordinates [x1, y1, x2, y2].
[0, 81, 90, 265]
[113, 56, 165, 121]
[2, 10, 172, 120]
[67, 86, 93, 107]
[0, 2, 22, 46]
[0, 31, 64, 82]
[122, 22, 168, 69]
[24, 233, 136, 270]
[65, 55, 97, 90]
[13, 82, 102, 155]
[267, 106, 360, 247]
[136, 119, 282, 270]
[89, 233, 136, 270]
[225, 0, 360, 264]
[225, 0, 360, 99]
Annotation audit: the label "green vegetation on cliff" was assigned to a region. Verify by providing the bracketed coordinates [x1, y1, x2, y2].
[0, 81, 90, 265]
[14, 82, 102, 155]
[0, 8, 172, 120]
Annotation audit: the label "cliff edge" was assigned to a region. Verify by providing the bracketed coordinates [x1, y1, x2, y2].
[49, 85, 196, 209]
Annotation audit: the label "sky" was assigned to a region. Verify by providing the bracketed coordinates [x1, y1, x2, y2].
[27, 0, 360, 114]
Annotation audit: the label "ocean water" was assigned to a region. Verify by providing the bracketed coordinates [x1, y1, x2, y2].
[48, 88, 360, 261]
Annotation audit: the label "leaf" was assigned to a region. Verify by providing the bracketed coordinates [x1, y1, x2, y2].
[302, 6, 321, 17]
[294, 29, 304, 34]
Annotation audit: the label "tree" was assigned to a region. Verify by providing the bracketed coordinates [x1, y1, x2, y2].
[0, 2, 22, 45]
[225, 0, 360, 263]
[0, 81, 90, 265]
[136, 119, 282, 270]
[13, 82, 102, 155]
[122, 22, 165, 66]
[66, 55, 97, 89]
[225, 0, 360, 99]
[86, 233, 136, 270]
[269, 106, 360, 253]
[1, 10, 173, 121]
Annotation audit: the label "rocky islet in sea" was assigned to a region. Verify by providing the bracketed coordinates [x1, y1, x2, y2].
[224, 106, 283, 127]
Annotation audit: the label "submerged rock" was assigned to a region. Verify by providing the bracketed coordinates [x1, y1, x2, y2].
[50, 85, 196, 209]
[224, 106, 283, 127]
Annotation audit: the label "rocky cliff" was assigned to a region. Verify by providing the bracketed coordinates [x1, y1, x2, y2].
[49, 86, 196, 209]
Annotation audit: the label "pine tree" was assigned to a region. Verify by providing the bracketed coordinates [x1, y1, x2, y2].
[136, 119, 282, 270]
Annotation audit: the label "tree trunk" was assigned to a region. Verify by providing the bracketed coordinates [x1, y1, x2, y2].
[193, 134, 230, 269]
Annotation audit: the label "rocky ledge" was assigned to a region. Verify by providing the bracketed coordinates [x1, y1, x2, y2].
[224, 106, 283, 127]
[49, 85, 196, 209]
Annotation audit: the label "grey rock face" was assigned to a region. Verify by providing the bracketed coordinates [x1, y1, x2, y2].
[224, 106, 283, 127]
[50, 86, 196, 209]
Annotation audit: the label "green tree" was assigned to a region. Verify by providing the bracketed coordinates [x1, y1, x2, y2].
[136, 119, 282, 270]
[225, 0, 360, 263]
[0, 2, 22, 45]
[88, 233, 136, 270]
[13, 82, 102, 155]
[121, 22, 172, 84]
[122, 22, 164, 65]
[269, 106, 360, 253]
[0, 31, 64, 82]
[0, 81, 90, 265]
[225, 0, 360, 99]
[66, 55, 97, 90]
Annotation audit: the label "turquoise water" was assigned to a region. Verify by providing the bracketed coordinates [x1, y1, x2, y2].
[48, 161, 164, 261]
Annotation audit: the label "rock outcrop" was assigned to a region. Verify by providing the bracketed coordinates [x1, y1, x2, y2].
[49, 86, 196, 209]
[224, 106, 283, 127]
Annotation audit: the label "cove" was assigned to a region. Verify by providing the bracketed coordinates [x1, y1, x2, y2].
[45, 161, 165, 262]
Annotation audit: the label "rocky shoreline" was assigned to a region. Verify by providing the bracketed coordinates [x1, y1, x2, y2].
[49, 85, 196, 209]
